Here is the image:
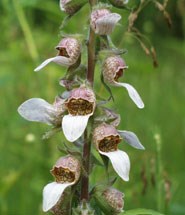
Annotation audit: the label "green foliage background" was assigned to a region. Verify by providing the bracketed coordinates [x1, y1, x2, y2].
[0, 0, 185, 214]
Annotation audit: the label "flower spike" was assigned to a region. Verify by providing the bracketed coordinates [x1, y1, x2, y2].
[102, 55, 144, 108]
[34, 37, 81, 72]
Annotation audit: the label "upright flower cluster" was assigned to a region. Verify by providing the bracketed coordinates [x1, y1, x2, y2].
[18, 0, 145, 214]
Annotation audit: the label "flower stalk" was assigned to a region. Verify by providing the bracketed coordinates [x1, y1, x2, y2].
[80, 0, 97, 202]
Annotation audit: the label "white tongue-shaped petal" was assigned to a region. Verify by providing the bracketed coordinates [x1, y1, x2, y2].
[43, 182, 73, 212]
[118, 130, 145, 150]
[99, 150, 130, 181]
[34, 56, 72, 72]
[18, 98, 56, 125]
[115, 82, 144, 109]
[62, 114, 91, 142]
[96, 13, 121, 35]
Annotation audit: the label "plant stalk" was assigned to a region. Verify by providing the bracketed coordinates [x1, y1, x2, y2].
[80, 0, 96, 201]
[87, 27, 96, 86]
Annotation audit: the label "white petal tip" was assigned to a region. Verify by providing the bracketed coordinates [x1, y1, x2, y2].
[34, 68, 39, 72]
[115, 82, 145, 109]
[138, 103, 145, 109]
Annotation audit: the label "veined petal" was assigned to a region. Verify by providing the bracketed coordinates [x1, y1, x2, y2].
[43, 182, 73, 212]
[34, 56, 72, 72]
[115, 82, 144, 109]
[62, 114, 91, 142]
[96, 13, 121, 35]
[18, 98, 56, 125]
[118, 130, 145, 150]
[99, 150, 130, 181]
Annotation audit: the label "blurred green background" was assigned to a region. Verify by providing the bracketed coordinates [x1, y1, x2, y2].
[0, 0, 185, 214]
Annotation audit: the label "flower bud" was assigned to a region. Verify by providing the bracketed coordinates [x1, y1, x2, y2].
[65, 86, 96, 116]
[103, 188, 124, 213]
[56, 37, 81, 65]
[90, 9, 121, 35]
[93, 123, 121, 152]
[93, 185, 124, 214]
[102, 56, 128, 84]
[104, 108, 120, 127]
[60, 0, 87, 15]
[51, 155, 81, 184]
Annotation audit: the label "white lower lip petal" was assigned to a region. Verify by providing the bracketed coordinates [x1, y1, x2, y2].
[99, 149, 130, 181]
[34, 56, 72, 72]
[62, 114, 92, 142]
[114, 82, 144, 109]
[43, 181, 74, 212]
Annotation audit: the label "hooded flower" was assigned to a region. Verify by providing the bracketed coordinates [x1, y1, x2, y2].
[43, 155, 81, 212]
[60, 0, 87, 15]
[34, 37, 81, 72]
[90, 8, 121, 35]
[102, 55, 144, 109]
[62, 86, 96, 142]
[17, 96, 65, 127]
[93, 123, 145, 181]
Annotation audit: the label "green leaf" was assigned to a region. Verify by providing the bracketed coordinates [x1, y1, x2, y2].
[121, 208, 164, 215]
[100, 73, 114, 101]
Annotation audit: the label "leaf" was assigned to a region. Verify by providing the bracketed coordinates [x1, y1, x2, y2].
[100, 73, 114, 101]
[91, 153, 104, 167]
[121, 208, 164, 215]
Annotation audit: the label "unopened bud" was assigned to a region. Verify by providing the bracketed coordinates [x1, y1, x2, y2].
[103, 188, 124, 213]
[93, 185, 124, 214]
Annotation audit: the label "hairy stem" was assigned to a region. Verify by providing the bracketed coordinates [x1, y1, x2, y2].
[80, 0, 96, 201]
[87, 27, 96, 86]
[81, 129, 91, 201]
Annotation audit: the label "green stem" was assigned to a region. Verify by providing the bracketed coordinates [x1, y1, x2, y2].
[12, 0, 39, 62]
